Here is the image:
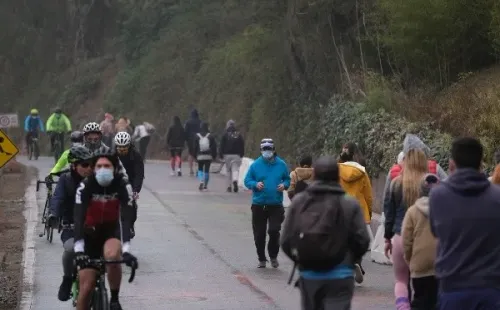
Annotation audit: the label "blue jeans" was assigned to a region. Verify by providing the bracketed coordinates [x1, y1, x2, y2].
[439, 288, 500, 310]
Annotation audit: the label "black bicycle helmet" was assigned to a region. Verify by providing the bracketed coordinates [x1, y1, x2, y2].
[70, 131, 84, 143]
[91, 147, 120, 168]
[68, 145, 92, 164]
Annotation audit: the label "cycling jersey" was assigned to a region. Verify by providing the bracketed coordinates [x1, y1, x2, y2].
[73, 175, 133, 253]
[117, 147, 144, 193]
[24, 115, 45, 132]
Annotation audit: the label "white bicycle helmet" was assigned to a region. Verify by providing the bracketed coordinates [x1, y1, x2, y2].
[83, 122, 101, 134]
[114, 131, 131, 146]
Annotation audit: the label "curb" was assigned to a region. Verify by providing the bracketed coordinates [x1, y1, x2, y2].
[19, 177, 38, 310]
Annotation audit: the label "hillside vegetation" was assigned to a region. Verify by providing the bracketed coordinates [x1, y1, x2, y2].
[3, 0, 500, 173]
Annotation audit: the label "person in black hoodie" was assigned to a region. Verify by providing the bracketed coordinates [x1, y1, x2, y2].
[219, 119, 245, 192]
[429, 137, 500, 309]
[47, 145, 93, 301]
[184, 109, 202, 176]
[166, 116, 186, 176]
[114, 131, 144, 238]
[194, 122, 217, 191]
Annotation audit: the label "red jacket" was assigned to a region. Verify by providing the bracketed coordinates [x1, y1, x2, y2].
[389, 160, 437, 180]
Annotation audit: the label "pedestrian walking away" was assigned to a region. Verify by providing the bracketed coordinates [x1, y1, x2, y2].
[100, 112, 115, 147]
[281, 156, 370, 310]
[401, 174, 440, 310]
[166, 116, 186, 176]
[132, 121, 155, 160]
[430, 137, 500, 310]
[194, 122, 217, 190]
[287, 155, 313, 200]
[185, 109, 202, 176]
[244, 138, 290, 269]
[219, 119, 245, 192]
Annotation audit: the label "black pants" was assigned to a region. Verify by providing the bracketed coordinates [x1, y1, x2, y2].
[131, 200, 138, 227]
[138, 136, 150, 159]
[251, 205, 285, 261]
[299, 277, 355, 310]
[411, 276, 438, 310]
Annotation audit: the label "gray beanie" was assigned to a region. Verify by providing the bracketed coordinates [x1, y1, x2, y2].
[420, 173, 439, 197]
[226, 119, 235, 129]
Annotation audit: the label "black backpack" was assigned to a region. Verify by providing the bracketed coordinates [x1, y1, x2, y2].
[283, 193, 349, 273]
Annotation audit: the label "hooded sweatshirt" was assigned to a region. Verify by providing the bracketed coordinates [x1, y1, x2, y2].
[219, 120, 244, 157]
[288, 167, 314, 198]
[429, 168, 500, 291]
[338, 161, 373, 223]
[402, 196, 437, 278]
[184, 109, 201, 141]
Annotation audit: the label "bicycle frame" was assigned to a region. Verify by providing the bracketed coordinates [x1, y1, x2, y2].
[71, 258, 136, 309]
[36, 179, 57, 243]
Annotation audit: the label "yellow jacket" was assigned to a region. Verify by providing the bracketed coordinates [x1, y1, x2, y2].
[338, 162, 373, 223]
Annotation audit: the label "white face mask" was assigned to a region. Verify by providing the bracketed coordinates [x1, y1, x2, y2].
[261, 150, 274, 159]
[95, 168, 114, 186]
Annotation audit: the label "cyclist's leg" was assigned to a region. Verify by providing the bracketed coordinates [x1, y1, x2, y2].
[50, 132, 56, 151]
[76, 235, 100, 310]
[58, 233, 75, 301]
[59, 132, 65, 150]
[104, 236, 122, 303]
[25, 132, 31, 150]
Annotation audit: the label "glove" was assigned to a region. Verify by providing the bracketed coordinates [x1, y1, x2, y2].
[47, 214, 59, 228]
[132, 192, 139, 200]
[122, 252, 138, 269]
[74, 252, 90, 269]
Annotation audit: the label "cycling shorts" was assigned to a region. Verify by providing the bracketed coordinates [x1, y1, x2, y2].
[83, 223, 121, 260]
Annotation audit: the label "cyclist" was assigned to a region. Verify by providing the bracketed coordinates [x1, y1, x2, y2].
[46, 107, 72, 153]
[81, 122, 130, 184]
[47, 145, 93, 301]
[73, 148, 138, 310]
[48, 131, 84, 177]
[24, 108, 45, 153]
[114, 132, 144, 238]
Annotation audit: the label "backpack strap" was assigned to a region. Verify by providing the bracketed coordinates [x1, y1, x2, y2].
[196, 133, 203, 139]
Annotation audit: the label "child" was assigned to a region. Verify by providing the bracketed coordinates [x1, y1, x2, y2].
[287, 155, 313, 199]
[401, 174, 439, 309]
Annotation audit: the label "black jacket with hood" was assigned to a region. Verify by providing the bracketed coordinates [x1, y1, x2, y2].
[219, 120, 244, 158]
[167, 116, 186, 148]
[429, 168, 500, 292]
[184, 109, 201, 141]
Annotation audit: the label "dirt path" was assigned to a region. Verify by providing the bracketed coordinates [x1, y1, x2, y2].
[0, 164, 31, 310]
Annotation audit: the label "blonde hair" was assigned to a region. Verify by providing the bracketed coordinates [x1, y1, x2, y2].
[400, 149, 428, 207]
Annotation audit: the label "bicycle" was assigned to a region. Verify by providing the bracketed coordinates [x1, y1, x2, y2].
[53, 134, 63, 164]
[71, 258, 137, 309]
[27, 134, 39, 161]
[36, 179, 57, 243]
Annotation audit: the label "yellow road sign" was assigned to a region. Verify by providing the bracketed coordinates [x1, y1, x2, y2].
[0, 129, 19, 168]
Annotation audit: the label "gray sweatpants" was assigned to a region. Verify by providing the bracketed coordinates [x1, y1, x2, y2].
[62, 238, 75, 277]
[299, 277, 355, 310]
[224, 154, 241, 187]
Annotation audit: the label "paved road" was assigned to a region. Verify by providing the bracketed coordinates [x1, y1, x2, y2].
[20, 156, 394, 310]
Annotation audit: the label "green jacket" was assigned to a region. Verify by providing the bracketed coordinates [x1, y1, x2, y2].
[50, 149, 70, 174]
[46, 113, 72, 133]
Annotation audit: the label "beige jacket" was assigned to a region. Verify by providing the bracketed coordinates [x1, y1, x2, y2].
[401, 197, 437, 278]
[287, 167, 313, 199]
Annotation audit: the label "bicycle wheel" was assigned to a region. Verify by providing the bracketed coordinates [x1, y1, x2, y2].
[91, 279, 109, 310]
[47, 225, 54, 243]
[28, 142, 33, 160]
[34, 141, 39, 160]
[71, 277, 79, 307]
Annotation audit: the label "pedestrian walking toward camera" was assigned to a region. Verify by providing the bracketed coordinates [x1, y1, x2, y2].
[219, 119, 244, 192]
[281, 156, 370, 310]
[244, 138, 290, 268]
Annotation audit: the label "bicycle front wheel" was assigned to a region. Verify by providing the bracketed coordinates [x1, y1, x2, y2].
[91, 279, 109, 310]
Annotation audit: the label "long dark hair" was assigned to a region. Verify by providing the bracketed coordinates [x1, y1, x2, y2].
[339, 142, 366, 166]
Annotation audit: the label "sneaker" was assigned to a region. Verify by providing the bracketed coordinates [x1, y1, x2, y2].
[257, 261, 266, 268]
[198, 182, 204, 191]
[57, 276, 73, 301]
[233, 181, 238, 193]
[203, 184, 208, 190]
[227, 186, 232, 192]
[177, 170, 182, 176]
[110, 301, 123, 310]
[355, 264, 364, 284]
[170, 171, 176, 176]
[270, 258, 279, 268]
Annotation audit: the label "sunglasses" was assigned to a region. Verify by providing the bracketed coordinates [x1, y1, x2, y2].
[261, 147, 274, 151]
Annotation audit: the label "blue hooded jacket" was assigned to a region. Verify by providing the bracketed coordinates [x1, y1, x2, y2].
[24, 115, 44, 132]
[244, 155, 290, 206]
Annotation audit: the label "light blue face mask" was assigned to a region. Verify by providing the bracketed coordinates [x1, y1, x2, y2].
[95, 168, 114, 186]
[261, 150, 274, 159]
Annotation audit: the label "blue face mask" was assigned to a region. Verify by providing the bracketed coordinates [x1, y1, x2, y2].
[261, 150, 274, 159]
[95, 168, 114, 186]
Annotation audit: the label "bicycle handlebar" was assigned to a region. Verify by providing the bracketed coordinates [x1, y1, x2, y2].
[36, 179, 57, 191]
[88, 259, 137, 283]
